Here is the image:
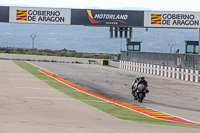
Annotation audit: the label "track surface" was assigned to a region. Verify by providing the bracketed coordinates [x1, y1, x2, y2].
[1, 60, 200, 133]
[31, 61, 200, 123]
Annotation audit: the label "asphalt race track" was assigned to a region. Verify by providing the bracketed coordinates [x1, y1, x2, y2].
[1, 60, 200, 133]
[31, 61, 200, 123]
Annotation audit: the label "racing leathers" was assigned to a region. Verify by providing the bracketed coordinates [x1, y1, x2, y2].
[133, 79, 149, 98]
[131, 77, 140, 94]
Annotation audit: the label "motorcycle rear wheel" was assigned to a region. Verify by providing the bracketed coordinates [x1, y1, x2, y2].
[138, 93, 144, 102]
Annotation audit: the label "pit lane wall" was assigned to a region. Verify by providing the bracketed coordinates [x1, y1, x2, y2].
[120, 60, 200, 83]
[0, 53, 102, 64]
[121, 51, 200, 70]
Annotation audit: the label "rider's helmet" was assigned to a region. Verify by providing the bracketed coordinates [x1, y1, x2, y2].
[140, 76, 145, 81]
[136, 76, 140, 81]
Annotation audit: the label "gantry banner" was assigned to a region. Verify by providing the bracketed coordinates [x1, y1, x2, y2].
[71, 9, 144, 27]
[1, 6, 200, 28]
[144, 11, 200, 28]
[9, 7, 71, 25]
[0, 6, 9, 22]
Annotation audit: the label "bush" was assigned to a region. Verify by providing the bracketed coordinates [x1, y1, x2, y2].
[12, 50, 20, 54]
[22, 51, 32, 55]
[0, 50, 6, 53]
[83, 54, 95, 58]
[37, 52, 47, 55]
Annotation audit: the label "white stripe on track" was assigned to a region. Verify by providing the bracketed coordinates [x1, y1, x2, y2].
[25, 97, 108, 103]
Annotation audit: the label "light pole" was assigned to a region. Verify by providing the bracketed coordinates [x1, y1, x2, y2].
[30, 34, 36, 48]
[120, 38, 122, 51]
[168, 43, 174, 53]
[173, 42, 176, 53]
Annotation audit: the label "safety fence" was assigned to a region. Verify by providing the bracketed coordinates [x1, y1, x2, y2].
[119, 61, 200, 83]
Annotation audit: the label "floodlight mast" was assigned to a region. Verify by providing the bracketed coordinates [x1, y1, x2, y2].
[168, 43, 174, 53]
[30, 34, 36, 48]
[199, 28, 200, 54]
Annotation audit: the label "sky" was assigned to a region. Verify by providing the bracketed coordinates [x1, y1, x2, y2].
[1, 0, 200, 11]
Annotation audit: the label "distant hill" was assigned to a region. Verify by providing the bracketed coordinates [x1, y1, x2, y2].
[0, 23, 198, 54]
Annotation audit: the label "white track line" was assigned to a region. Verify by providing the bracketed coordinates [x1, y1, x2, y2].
[25, 96, 108, 103]
[15, 87, 55, 90]
[6, 73, 46, 77]
[9, 78, 58, 82]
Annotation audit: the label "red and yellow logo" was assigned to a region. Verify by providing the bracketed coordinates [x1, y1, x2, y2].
[16, 10, 27, 21]
[151, 14, 161, 24]
[87, 10, 102, 24]
[87, 10, 127, 24]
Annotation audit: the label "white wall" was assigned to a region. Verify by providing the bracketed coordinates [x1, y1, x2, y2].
[0, 53, 102, 64]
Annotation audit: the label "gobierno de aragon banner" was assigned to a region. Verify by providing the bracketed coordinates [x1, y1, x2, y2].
[144, 11, 200, 28]
[9, 7, 71, 25]
[71, 9, 144, 27]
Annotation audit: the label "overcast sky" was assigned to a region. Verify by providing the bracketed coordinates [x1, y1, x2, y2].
[1, 0, 200, 11]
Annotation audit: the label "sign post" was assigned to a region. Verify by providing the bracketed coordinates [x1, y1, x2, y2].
[199, 28, 200, 54]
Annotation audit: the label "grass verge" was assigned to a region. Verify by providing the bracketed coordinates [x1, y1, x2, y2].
[13, 60, 200, 128]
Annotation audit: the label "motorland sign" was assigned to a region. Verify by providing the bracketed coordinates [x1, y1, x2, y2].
[71, 9, 144, 27]
[9, 7, 71, 24]
[144, 11, 200, 28]
[87, 10, 128, 24]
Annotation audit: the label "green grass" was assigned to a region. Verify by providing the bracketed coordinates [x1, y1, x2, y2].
[13, 60, 200, 128]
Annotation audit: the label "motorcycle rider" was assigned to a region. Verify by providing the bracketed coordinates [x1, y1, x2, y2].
[131, 76, 140, 94]
[133, 76, 149, 100]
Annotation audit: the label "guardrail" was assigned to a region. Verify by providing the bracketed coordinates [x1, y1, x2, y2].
[119, 61, 200, 83]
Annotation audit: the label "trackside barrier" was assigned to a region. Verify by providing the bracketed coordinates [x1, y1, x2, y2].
[133, 62, 136, 71]
[160, 66, 164, 76]
[141, 63, 144, 73]
[156, 65, 160, 75]
[181, 69, 184, 80]
[185, 69, 189, 81]
[190, 70, 194, 82]
[128, 62, 131, 70]
[120, 61, 122, 69]
[176, 68, 180, 79]
[126, 61, 128, 70]
[147, 64, 150, 74]
[130, 62, 133, 71]
[138, 63, 141, 72]
[164, 66, 167, 77]
[168, 67, 171, 78]
[119, 61, 200, 83]
[172, 67, 175, 79]
[153, 65, 156, 75]
[144, 64, 147, 73]
[150, 64, 153, 74]
[123, 61, 126, 69]
[195, 70, 199, 83]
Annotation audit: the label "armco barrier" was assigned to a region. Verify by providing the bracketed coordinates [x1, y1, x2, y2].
[119, 61, 200, 83]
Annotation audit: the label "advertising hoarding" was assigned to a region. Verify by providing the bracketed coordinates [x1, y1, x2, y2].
[0, 6, 9, 22]
[9, 7, 71, 25]
[144, 11, 200, 28]
[71, 9, 144, 27]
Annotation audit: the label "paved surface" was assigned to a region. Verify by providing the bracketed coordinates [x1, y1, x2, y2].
[0, 60, 200, 133]
[31, 61, 200, 123]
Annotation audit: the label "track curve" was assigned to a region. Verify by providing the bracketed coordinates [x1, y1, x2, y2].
[31, 61, 200, 123]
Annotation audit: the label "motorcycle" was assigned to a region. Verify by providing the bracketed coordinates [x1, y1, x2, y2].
[134, 84, 147, 102]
